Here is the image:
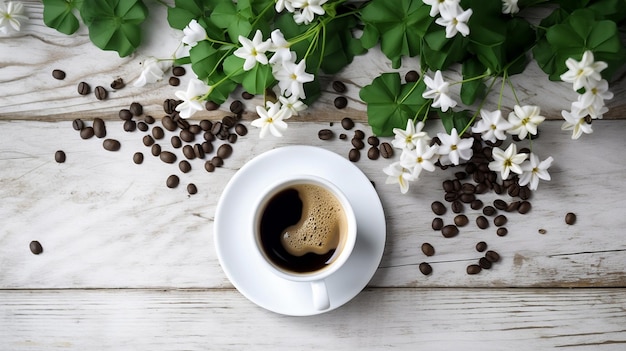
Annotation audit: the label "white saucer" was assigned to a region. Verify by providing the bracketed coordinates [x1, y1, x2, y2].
[214, 145, 386, 316]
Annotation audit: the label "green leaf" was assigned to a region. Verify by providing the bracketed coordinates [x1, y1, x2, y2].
[241, 64, 275, 95]
[42, 0, 82, 35]
[359, 73, 428, 136]
[211, 1, 252, 42]
[79, 0, 148, 57]
[167, 0, 205, 29]
[460, 58, 486, 105]
[206, 72, 238, 105]
[439, 109, 472, 134]
[189, 41, 224, 80]
[422, 28, 468, 71]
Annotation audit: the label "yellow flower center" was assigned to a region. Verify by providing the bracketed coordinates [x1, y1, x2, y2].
[490, 124, 497, 130]
[267, 117, 273, 123]
[417, 157, 423, 163]
[451, 145, 457, 151]
[290, 73, 297, 80]
[504, 159, 512, 167]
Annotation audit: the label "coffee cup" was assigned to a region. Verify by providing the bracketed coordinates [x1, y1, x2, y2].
[251, 174, 357, 311]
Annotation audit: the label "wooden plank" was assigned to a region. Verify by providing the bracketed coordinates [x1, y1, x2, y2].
[2, 1, 625, 121]
[1, 288, 625, 350]
[1, 120, 624, 289]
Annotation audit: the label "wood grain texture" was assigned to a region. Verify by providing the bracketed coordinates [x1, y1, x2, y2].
[1, 288, 626, 350]
[1, 120, 624, 289]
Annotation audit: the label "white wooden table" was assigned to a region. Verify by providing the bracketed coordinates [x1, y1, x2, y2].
[1, 2, 625, 350]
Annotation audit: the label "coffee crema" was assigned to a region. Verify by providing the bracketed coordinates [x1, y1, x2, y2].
[258, 183, 348, 273]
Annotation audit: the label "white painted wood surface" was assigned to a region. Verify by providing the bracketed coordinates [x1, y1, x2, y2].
[1, 1, 626, 350]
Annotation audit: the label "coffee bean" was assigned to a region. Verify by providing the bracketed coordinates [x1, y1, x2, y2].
[187, 183, 198, 195]
[379, 142, 393, 158]
[180, 129, 195, 143]
[475, 183, 489, 194]
[159, 151, 176, 164]
[211, 121, 223, 135]
[471, 199, 483, 210]
[94, 86, 107, 100]
[339, 133, 347, 140]
[459, 193, 475, 203]
[166, 175, 179, 188]
[110, 78, 125, 90]
[421, 243, 435, 256]
[151, 144, 161, 156]
[204, 161, 215, 172]
[103, 139, 121, 151]
[341, 117, 354, 130]
[451, 200, 463, 213]
[442, 180, 454, 192]
[506, 201, 520, 212]
[354, 130, 365, 139]
[485, 250, 500, 263]
[202, 141, 213, 154]
[519, 186, 531, 200]
[52, 69, 66, 80]
[194, 143, 205, 159]
[405, 70, 419, 82]
[205, 101, 220, 111]
[478, 257, 492, 269]
[130, 102, 143, 116]
[351, 138, 365, 150]
[179, 160, 191, 173]
[453, 180, 462, 192]
[467, 264, 482, 275]
[318, 129, 334, 140]
[494, 215, 507, 227]
[230, 100, 244, 115]
[334, 96, 348, 109]
[476, 241, 487, 252]
[332, 80, 346, 93]
[565, 212, 576, 225]
[538, 228, 547, 234]
[175, 115, 190, 130]
[160, 116, 175, 131]
[72, 118, 84, 131]
[200, 120, 212, 131]
[80, 127, 94, 139]
[182, 145, 195, 159]
[77, 82, 91, 95]
[234, 123, 248, 136]
[493, 199, 507, 210]
[241, 91, 254, 99]
[217, 128, 229, 140]
[145, 115, 156, 125]
[454, 214, 469, 227]
[172, 66, 186, 76]
[143, 135, 154, 147]
[152, 126, 165, 140]
[432, 217, 443, 231]
[419, 262, 433, 275]
[348, 148, 360, 162]
[367, 136, 380, 146]
[483, 206, 496, 216]
[168, 136, 181, 149]
[508, 184, 520, 197]
[461, 183, 476, 194]
[30, 240, 43, 254]
[55, 150, 66, 163]
[441, 224, 459, 238]
[137, 121, 148, 132]
[93, 118, 106, 138]
[163, 99, 177, 114]
[476, 215, 489, 229]
[518, 201, 531, 214]
[133, 152, 143, 164]
[117, 109, 132, 121]
[217, 144, 233, 159]
[367, 146, 380, 160]
[121, 120, 135, 132]
[211, 156, 224, 167]
[496, 227, 508, 237]
[431, 201, 446, 215]
[222, 115, 237, 129]
[444, 192, 458, 203]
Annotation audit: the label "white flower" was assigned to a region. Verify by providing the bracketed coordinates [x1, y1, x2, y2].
[234, 29, 272, 71]
[292, 0, 327, 25]
[133, 57, 171, 87]
[488, 143, 527, 179]
[471, 109, 513, 143]
[436, 128, 473, 166]
[181, 19, 207, 47]
[392, 119, 430, 151]
[278, 94, 307, 117]
[572, 99, 608, 120]
[422, 70, 457, 112]
[251, 101, 290, 138]
[175, 78, 211, 118]
[275, 0, 295, 12]
[268, 29, 292, 64]
[383, 161, 416, 194]
[435, 4, 473, 38]
[519, 153, 553, 190]
[560, 51, 608, 91]
[399, 143, 439, 179]
[578, 79, 613, 110]
[422, 0, 460, 17]
[507, 105, 545, 140]
[561, 107, 593, 139]
[272, 57, 314, 99]
[0, 1, 28, 34]
[501, 0, 519, 14]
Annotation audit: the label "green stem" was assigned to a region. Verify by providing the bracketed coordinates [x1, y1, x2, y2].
[250, 1, 275, 30]
[459, 76, 498, 135]
[200, 66, 243, 100]
[451, 72, 491, 86]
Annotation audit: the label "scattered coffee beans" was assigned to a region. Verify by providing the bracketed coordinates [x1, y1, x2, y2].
[133, 152, 143, 164]
[93, 118, 106, 138]
[187, 183, 198, 195]
[471, 199, 483, 210]
[151, 144, 161, 156]
[159, 151, 176, 164]
[217, 144, 233, 159]
[493, 199, 507, 210]
[451, 200, 463, 213]
[467, 264, 482, 275]
[94, 86, 107, 100]
[334, 96, 348, 109]
[110, 78, 125, 90]
[494, 215, 508, 227]
[172, 66, 186, 76]
[348, 148, 360, 162]
[72, 118, 84, 131]
[441, 224, 459, 238]
[483, 206, 496, 216]
[204, 161, 215, 172]
[205, 101, 219, 111]
[166, 175, 179, 188]
[485, 250, 500, 263]
[211, 156, 224, 167]
[52, 69, 66, 80]
[242, 91, 254, 99]
[179, 160, 191, 173]
[235, 123, 248, 136]
[432, 218, 443, 231]
[419, 262, 433, 276]
[80, 127, 95, 139]
[351, 138, 365, 150]
[55, 150, 66, 163]
[496, 227, 508, 237]
[130, 102, 143, 116]
[367, 136, 380, 146]
[405, 70, 419, 82]
[77, 82, 90, 95]
[103, 139, 121, 151]
[367, 147, 380, 160]
[137, 121, 149, 132]
[421, 243, 435, 257]
[152, 126, 165, 140]
[123, 120, 137, 132]
[332, 80, 346, 93]
[183, 145, 195, 159]
[518, 201, 531, 214]
[476, 241, 487, 252]
[454, 214, 469, 227]
[565, 212, 577, 225]
[354, 130, 365, 139]
[476, 215, 489, 229]
[230, 100, 244, 115]
[317, 128, 334, 140]
[431, 201, 446, 215]
[478, 257, 492, 269]
[143, 135, 155, 147]
[379, 142, 393, 158]
[341, 117, 354, 130]
[29, 240, 43, 254]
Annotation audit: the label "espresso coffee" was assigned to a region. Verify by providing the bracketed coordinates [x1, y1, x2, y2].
[258, 183, 348, 274]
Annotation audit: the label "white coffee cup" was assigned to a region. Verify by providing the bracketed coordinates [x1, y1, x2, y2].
[251, 174, 357, 311]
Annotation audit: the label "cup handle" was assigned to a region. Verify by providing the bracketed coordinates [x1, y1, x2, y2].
[310, 280, 330, 311]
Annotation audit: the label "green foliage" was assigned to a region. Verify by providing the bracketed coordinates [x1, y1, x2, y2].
[42, 0, 83, 35]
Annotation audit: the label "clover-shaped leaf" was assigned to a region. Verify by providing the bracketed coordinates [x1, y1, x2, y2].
[43, 0, 83, 35]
